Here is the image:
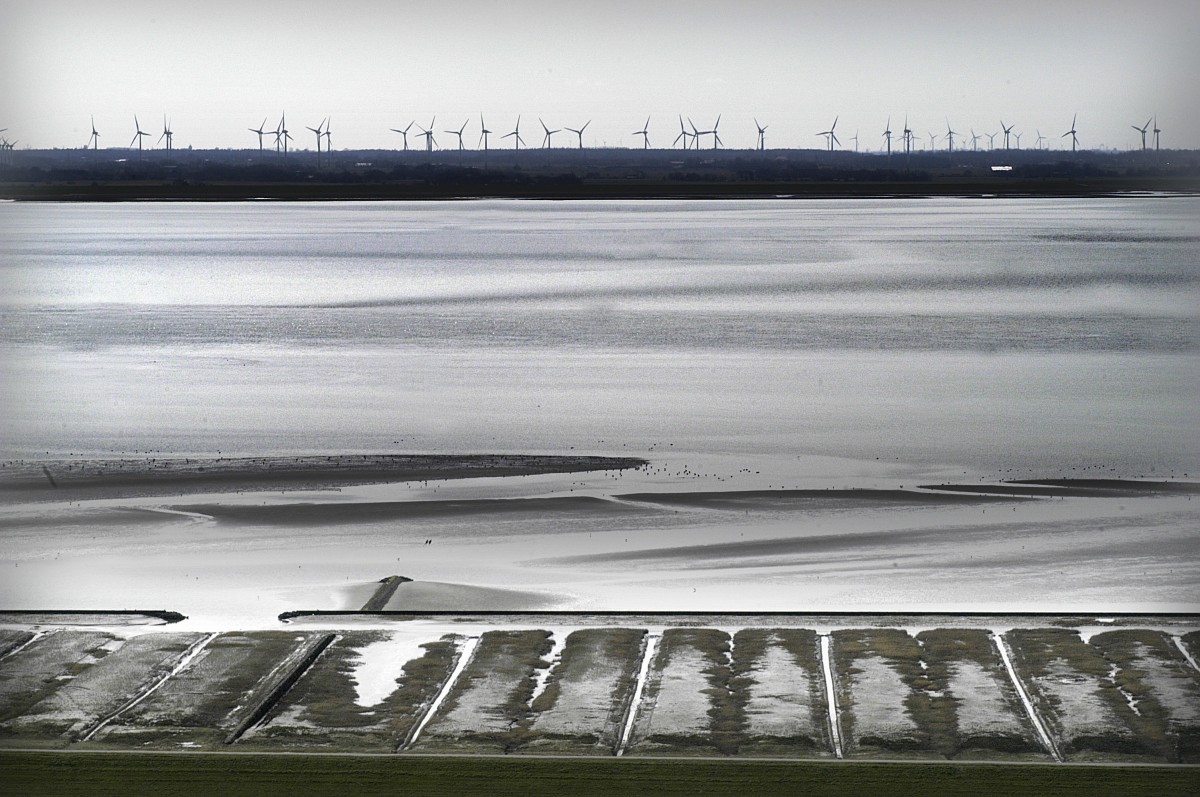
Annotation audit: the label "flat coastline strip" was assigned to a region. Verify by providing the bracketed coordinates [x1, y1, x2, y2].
[992, 632, 1061, 762]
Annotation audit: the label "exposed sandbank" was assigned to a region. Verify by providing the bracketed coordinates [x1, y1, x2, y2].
[0, 454, 646, 501]
[616, 489, 1021, 508]
[173, 495, 645, 526]
[920, 480, 1200, 498]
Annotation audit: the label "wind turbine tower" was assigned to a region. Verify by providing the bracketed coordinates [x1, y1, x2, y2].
[1132, 117, 1151, 151]
[564, 120, 591, 149]
[87, 116, 100, 150]
[673, 116, 692, 150]
[539, 118, 559, 149]
[390, 122, 414, 150]
[479, 116, 492, 150]
[1153, 116, 1161, 151]
[634, 117, 650, 149]
[158, 116, 174, 151]
[882, 117, 892, 158]
[1062, 113, 1078, 153]
[707, 115, 722, 149]
[502, 116, 525, 149]
[306, 118, 325, 166]
[1001, 120, 1014, 150]
[249, 118, 267, 151]
[817, 116, 840, 152]
[130, 116, 150, 152]
[445, 119, 469, 150]
[945, 120, 956, 153]
[755, 119, 767, 151]
[277, 113, 292, 155]
[417, 117, 437, 151]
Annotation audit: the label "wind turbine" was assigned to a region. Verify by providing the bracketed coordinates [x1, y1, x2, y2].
[673, 115, 691, 149]
[851, 130, 859, 152]
[390, 122, 414, 150]
[249, 118, 267, 151]
[1131, 117, 1151, 151]
[1035, 130, 1046, 149]
[445, 118, 469, 150]
[564, 120, 590, 149]
[130, 116, 150, 151]
[1153, 116, 1161, 151]
[688, 118, 703, 149]
[566, 120, 595, 149]
[306, 118, 325, 166]
[1062, 114, 1078, 152]
[882, 117, 892, 157]
[755, 118, 767, 151]
[985, 131, 997, 150]
[323, 117, 332, 155]
[539, 118, 559, 148]
[277, 113, 292, 155]
[945, 119, 956, 153]
[157, 116, 173, 151]
[417, 117, 437, 151]
[926, 131, 938, 151]
[817, 115, 839, 151]
[633, 116, 650, 149]
[706, 115, 722, 149]
[479, 115, 492, 150]
[1014, 131, 1022, 149]
[1001, 119, 1014, 150]
[87, 116, 100, 150]
[502, 115, 525, 149]
[902, 116, 913, 155]
[969, 129, 980, 151]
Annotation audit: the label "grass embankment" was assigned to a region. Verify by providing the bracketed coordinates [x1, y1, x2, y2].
[2, 751, 1197, 797]
[244, 632, 459, 751]
[413, 630, 553, 753]
[1087, 630, 1200, 762]
[523, 628, 645, 755]
[833, 629, 1044, 760]
[628, 628, 738, 756]
[1006, 628, 1153, 761]
[87, 632, 319, 748]
[732, 628, 830, 757]
[0, 631, 120, 743]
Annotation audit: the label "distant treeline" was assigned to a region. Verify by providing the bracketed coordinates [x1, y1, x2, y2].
[2, 146, 1198, 199]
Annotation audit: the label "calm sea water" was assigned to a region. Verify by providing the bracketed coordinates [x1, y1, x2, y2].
[2, 198, 1197, 480]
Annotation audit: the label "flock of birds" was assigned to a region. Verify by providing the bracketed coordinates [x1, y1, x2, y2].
[55, 112, 1168, 156]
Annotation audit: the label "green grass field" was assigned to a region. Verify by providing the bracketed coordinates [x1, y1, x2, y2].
[2, 751, 1196, 797]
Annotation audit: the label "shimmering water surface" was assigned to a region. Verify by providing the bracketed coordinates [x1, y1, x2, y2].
[3, 198, 1196, 478]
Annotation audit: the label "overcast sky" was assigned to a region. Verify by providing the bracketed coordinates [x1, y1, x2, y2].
[4, 1, 1198, 152]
